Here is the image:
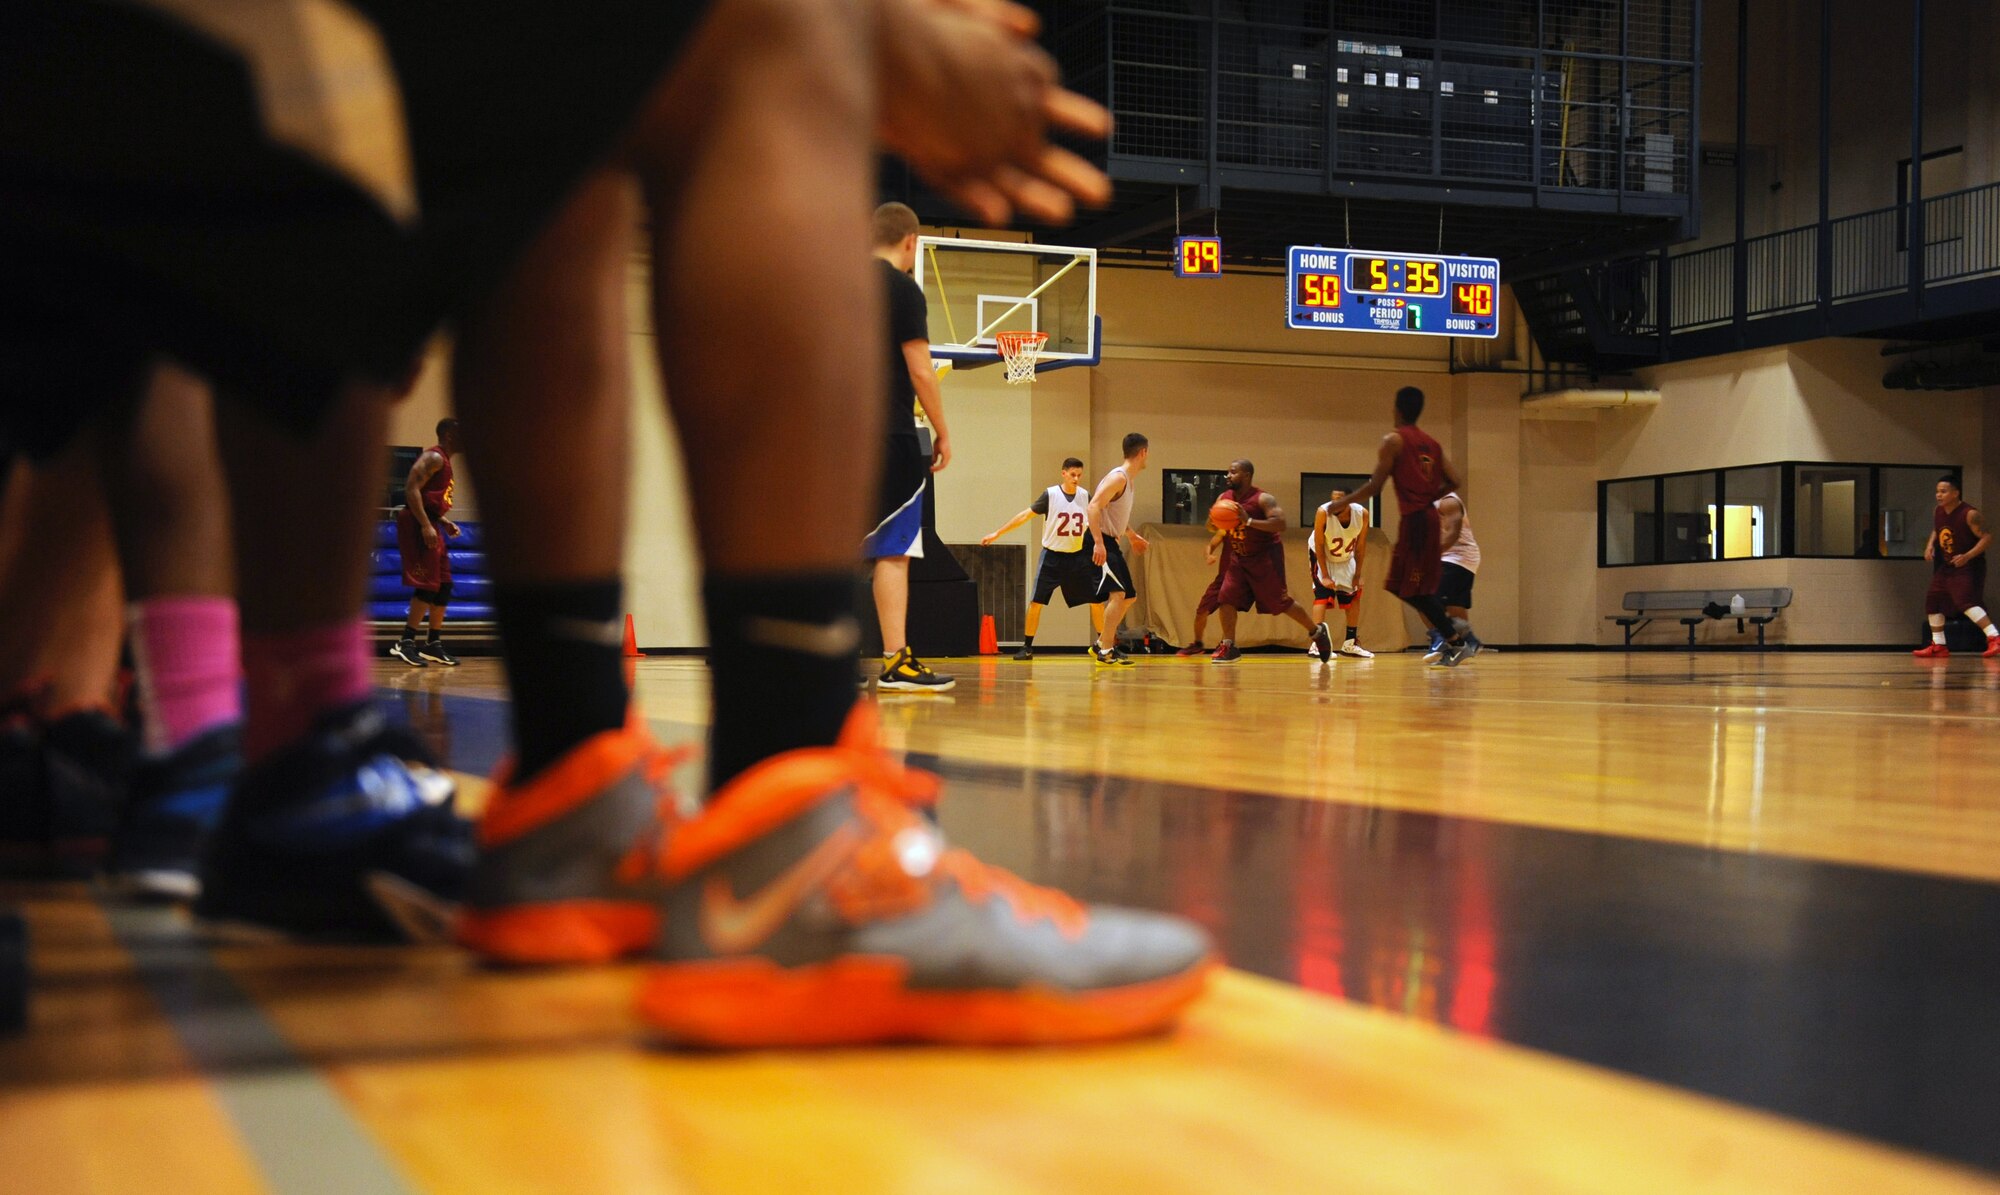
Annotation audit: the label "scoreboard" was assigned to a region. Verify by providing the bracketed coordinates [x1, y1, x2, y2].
[1285, 247, 1500, 339]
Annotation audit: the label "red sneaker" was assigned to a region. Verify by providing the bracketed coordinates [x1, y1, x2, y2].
[1983, 637, 2000, 658]
[1913, 643, 1950, 658]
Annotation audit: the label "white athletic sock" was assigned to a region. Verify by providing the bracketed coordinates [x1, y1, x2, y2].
[1929, 613, 1947, 644]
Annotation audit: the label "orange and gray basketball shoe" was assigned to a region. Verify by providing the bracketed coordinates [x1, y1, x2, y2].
[456, 724, 693, 965]
[636, 706, 1215, 1046]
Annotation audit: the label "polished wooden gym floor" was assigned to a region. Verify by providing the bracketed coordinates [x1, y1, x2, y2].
[6, 649, 2000, 1193]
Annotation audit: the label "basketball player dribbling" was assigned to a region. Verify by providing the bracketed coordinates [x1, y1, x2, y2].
[1337, 387, 1472, 667]
[1914, 474, 2000, 657]
[1208, 459, 1321, 664]
[982, 457, 1104, 660]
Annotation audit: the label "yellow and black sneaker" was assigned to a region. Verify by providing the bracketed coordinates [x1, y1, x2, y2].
[878, 647, 955, 693]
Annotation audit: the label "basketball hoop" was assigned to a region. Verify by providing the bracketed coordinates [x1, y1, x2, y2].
[994, 330, 1049, 385]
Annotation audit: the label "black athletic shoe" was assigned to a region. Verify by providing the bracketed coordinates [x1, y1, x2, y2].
[1210, 641, 1242, 664]
[0, 711, 133, 880]
[1013, 646, 1034, 661]
[1431, 639, 1471, 669]
[194, 702, 471, 942]
[418, 639, 460, 667]
[1091, 646, 1134, 667]
[389, 639, 427, 667]
[104, 724, 241, 902]
[1310, 622, 1333, 660]
[877, 647, 956, 693]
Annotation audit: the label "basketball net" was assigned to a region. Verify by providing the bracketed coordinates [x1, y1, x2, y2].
[994, 330, 1048, 385]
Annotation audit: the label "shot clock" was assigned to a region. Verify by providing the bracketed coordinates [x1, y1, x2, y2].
[1285, 247, 1500, 338]
[1174, 236, 1223, 278]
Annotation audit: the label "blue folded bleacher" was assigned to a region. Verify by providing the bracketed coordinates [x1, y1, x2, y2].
[371, 517, 491, 622]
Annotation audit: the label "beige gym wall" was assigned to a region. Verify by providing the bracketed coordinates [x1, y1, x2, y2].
[394, 246, 1988, 654]
[1519, 337, 1989, 646]
[603, 238, 1528, 651]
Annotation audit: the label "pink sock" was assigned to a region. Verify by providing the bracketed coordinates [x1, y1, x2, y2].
[242, 619, 373, 762]
[129, 596, 242, 755]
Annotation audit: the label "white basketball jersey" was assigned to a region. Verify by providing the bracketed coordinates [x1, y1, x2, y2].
[1440, 492, 1481, 573]
[1096, 465, 1135, 538]
[1042, 485, 1090, 552]
[1311, 502, 1367, 562]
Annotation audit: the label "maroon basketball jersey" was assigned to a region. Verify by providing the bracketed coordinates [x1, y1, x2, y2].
[1224, 486, 1278, 555]
[1390, 424, 1448, 516]
[420, 447, 455, 518]
[1935, 501, 1980, 572]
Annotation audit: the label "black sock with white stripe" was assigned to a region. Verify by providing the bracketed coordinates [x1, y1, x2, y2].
[704, 572, 859, 793]
[493, 579, 629, 782]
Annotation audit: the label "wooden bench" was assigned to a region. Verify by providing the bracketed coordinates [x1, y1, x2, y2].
[1607, 588, 1793, 648]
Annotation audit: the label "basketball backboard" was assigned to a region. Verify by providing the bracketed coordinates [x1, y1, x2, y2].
[915, 236, 1098, 375]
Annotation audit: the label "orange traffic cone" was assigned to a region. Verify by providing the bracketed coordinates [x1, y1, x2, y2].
[978, 614, 998, 655]
[622, 613, 643, 659]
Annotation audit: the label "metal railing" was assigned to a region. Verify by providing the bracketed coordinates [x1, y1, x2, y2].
[1744, 226, 1818, 317]
[1667, 243, 1732, 331]
[1924, 183, 2000, 286]
[1663, 179, 2000, 334]
[1830, 207, 1901, 302]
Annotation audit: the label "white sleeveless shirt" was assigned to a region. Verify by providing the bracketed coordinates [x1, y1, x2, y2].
[1095, 464, 1136, 539]
[1440, 492, 1480, 573]
[1041, 485, 1090, 552]
[1310, 502, 1368, 562]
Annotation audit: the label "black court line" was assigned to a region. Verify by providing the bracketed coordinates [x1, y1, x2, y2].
[383, 687, 2000, 1175]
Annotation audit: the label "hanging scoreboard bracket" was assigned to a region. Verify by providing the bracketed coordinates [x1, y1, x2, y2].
[1285, 247, 1500, 338]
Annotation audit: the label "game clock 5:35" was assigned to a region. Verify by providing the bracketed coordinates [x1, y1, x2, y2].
[1349, 255, 1444, 297]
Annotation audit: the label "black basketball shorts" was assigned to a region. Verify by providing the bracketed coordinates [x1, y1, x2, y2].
[0, 0, 705, 458]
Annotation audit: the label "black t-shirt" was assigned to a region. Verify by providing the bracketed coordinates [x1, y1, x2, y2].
[880, 259, 929, 440]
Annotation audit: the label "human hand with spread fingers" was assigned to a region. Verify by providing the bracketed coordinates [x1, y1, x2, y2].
[876, 0, 1113, 225]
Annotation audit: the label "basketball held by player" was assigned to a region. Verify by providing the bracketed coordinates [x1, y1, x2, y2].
[1914, 474, 2000, 658]
[982, 457, 1105, 659]
[1208, 459, 1323, 664]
